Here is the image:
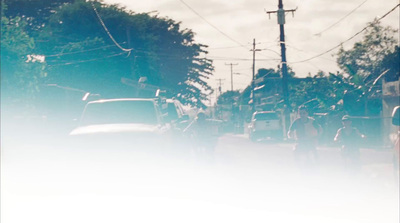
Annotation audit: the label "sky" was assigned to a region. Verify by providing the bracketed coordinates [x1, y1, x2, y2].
[103, 0, 399, 98]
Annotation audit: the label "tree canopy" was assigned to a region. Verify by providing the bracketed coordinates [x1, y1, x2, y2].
[337, 19, 398, 83]
[233, 20, 398, 117]
[1, 0, 214, 109]
[1, 13, 45, 109]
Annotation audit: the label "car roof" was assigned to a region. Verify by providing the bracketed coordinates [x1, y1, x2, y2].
[87, 98, 156, 104]
[255, 111, 277, 114]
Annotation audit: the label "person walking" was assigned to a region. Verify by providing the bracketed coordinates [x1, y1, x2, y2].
[183, 111, 218, 162]
[334, 115, 365, 172]
[288, 105, 323, 167]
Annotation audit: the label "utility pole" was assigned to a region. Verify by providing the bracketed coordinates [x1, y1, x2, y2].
[214, 88, 219, 105]
[215, 80, 224, 119]
[215, 78, 225, 95]
[250, 38, 261, 114]
[225, 63, 238, 91]
[266, 0, 296, 137]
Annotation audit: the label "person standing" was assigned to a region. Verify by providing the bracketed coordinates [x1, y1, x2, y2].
[183, 111, 218, 161]
[334, 115, 365, 171]
[288, 105, 323, 166]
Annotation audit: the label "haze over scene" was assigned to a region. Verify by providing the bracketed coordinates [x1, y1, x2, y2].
[104, 0, 399, 94]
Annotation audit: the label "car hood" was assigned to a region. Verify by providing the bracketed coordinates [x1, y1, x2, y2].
[69, 123, 167, 136]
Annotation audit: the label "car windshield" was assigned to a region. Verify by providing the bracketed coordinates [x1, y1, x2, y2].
[254, 112, 278, 120]
[80, 100, 158, 125]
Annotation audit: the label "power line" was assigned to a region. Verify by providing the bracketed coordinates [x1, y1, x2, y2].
[44, 46, 277, 64]
[290, 3, 400, 64]
[90, 1, 133, 53]
[314, 0, 369, 36]
[225, 63, 239, 91]
[178, 0, 250, 51]
[48, 52, 128, 67]
[284, 44, 327, 71]
[208, 44, 252, 50]
[209, 57, 280, 61]
[208, 41, 278, 50]
[285, 43, 337, 63]
[45, 44, 120, 57]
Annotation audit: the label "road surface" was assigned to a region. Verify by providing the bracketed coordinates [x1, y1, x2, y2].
[1, 131, 399, 223]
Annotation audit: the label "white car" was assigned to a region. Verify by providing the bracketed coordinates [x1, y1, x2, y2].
[248, 111, 283, 141]
[69, 98, 172, 152]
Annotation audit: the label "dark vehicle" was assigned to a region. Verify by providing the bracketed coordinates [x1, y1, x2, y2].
[248, 111, 283, 141]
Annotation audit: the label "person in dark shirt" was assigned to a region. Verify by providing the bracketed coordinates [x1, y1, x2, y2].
[288, 105, 323, 166]
[334, 115, 365, 171]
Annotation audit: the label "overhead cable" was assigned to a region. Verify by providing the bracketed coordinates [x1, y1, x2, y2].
[90, 1, 133, 53]
[285, 43, 337, 63]
[290, 4, 400, 64]
[178, 0, 250, 51]
[209, 57, 280, 61]
[45, 44, 119, 57]
[48, 52, 128, 66]
[314, 0, 369, 36]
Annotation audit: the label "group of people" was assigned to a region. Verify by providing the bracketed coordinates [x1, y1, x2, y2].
[288, 105, 365, 170]
[183, 105, 367, 170]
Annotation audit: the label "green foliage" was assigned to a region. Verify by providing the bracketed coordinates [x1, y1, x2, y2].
[1, 15, 45, 107]
[3, 0, 76, 32]
[335, 20, 398, 115]
[283, 20, 399, 115]
[34, 1, 213, 107]
[381, 46, 400, 82]
[255, 67, 294, 79]
[217, 90, 241, 105]
[289, 71, 344, 112]
[337, 19, 398, 83]
[1, 16, 34, 56]
[255, 68, 277, 79]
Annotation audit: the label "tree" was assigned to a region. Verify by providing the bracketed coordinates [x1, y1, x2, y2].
[381, 46, 400, 82]
[1, 13, 45, 109]
[35, 1, 213, 107]
[336, 20, 398, 115]
[337, 19, 398, 83]
[255, 68, 277, 79]
[288, 71, 344, 113]
[217, 90, 241, 105]
[3, 0, 76, 33]
[254, 67, 295, 79]
[216, 90, 241, 122]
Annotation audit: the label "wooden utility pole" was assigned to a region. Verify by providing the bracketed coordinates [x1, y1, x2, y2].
[215, 78, 225, 96]
[215, 80, 224, 119]
[266, 0, 296, 136]
[225, 63, 238, 91]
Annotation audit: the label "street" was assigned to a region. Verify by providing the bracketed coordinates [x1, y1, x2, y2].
[1, 132, 399, 223]
[215, 134, 396, 180]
